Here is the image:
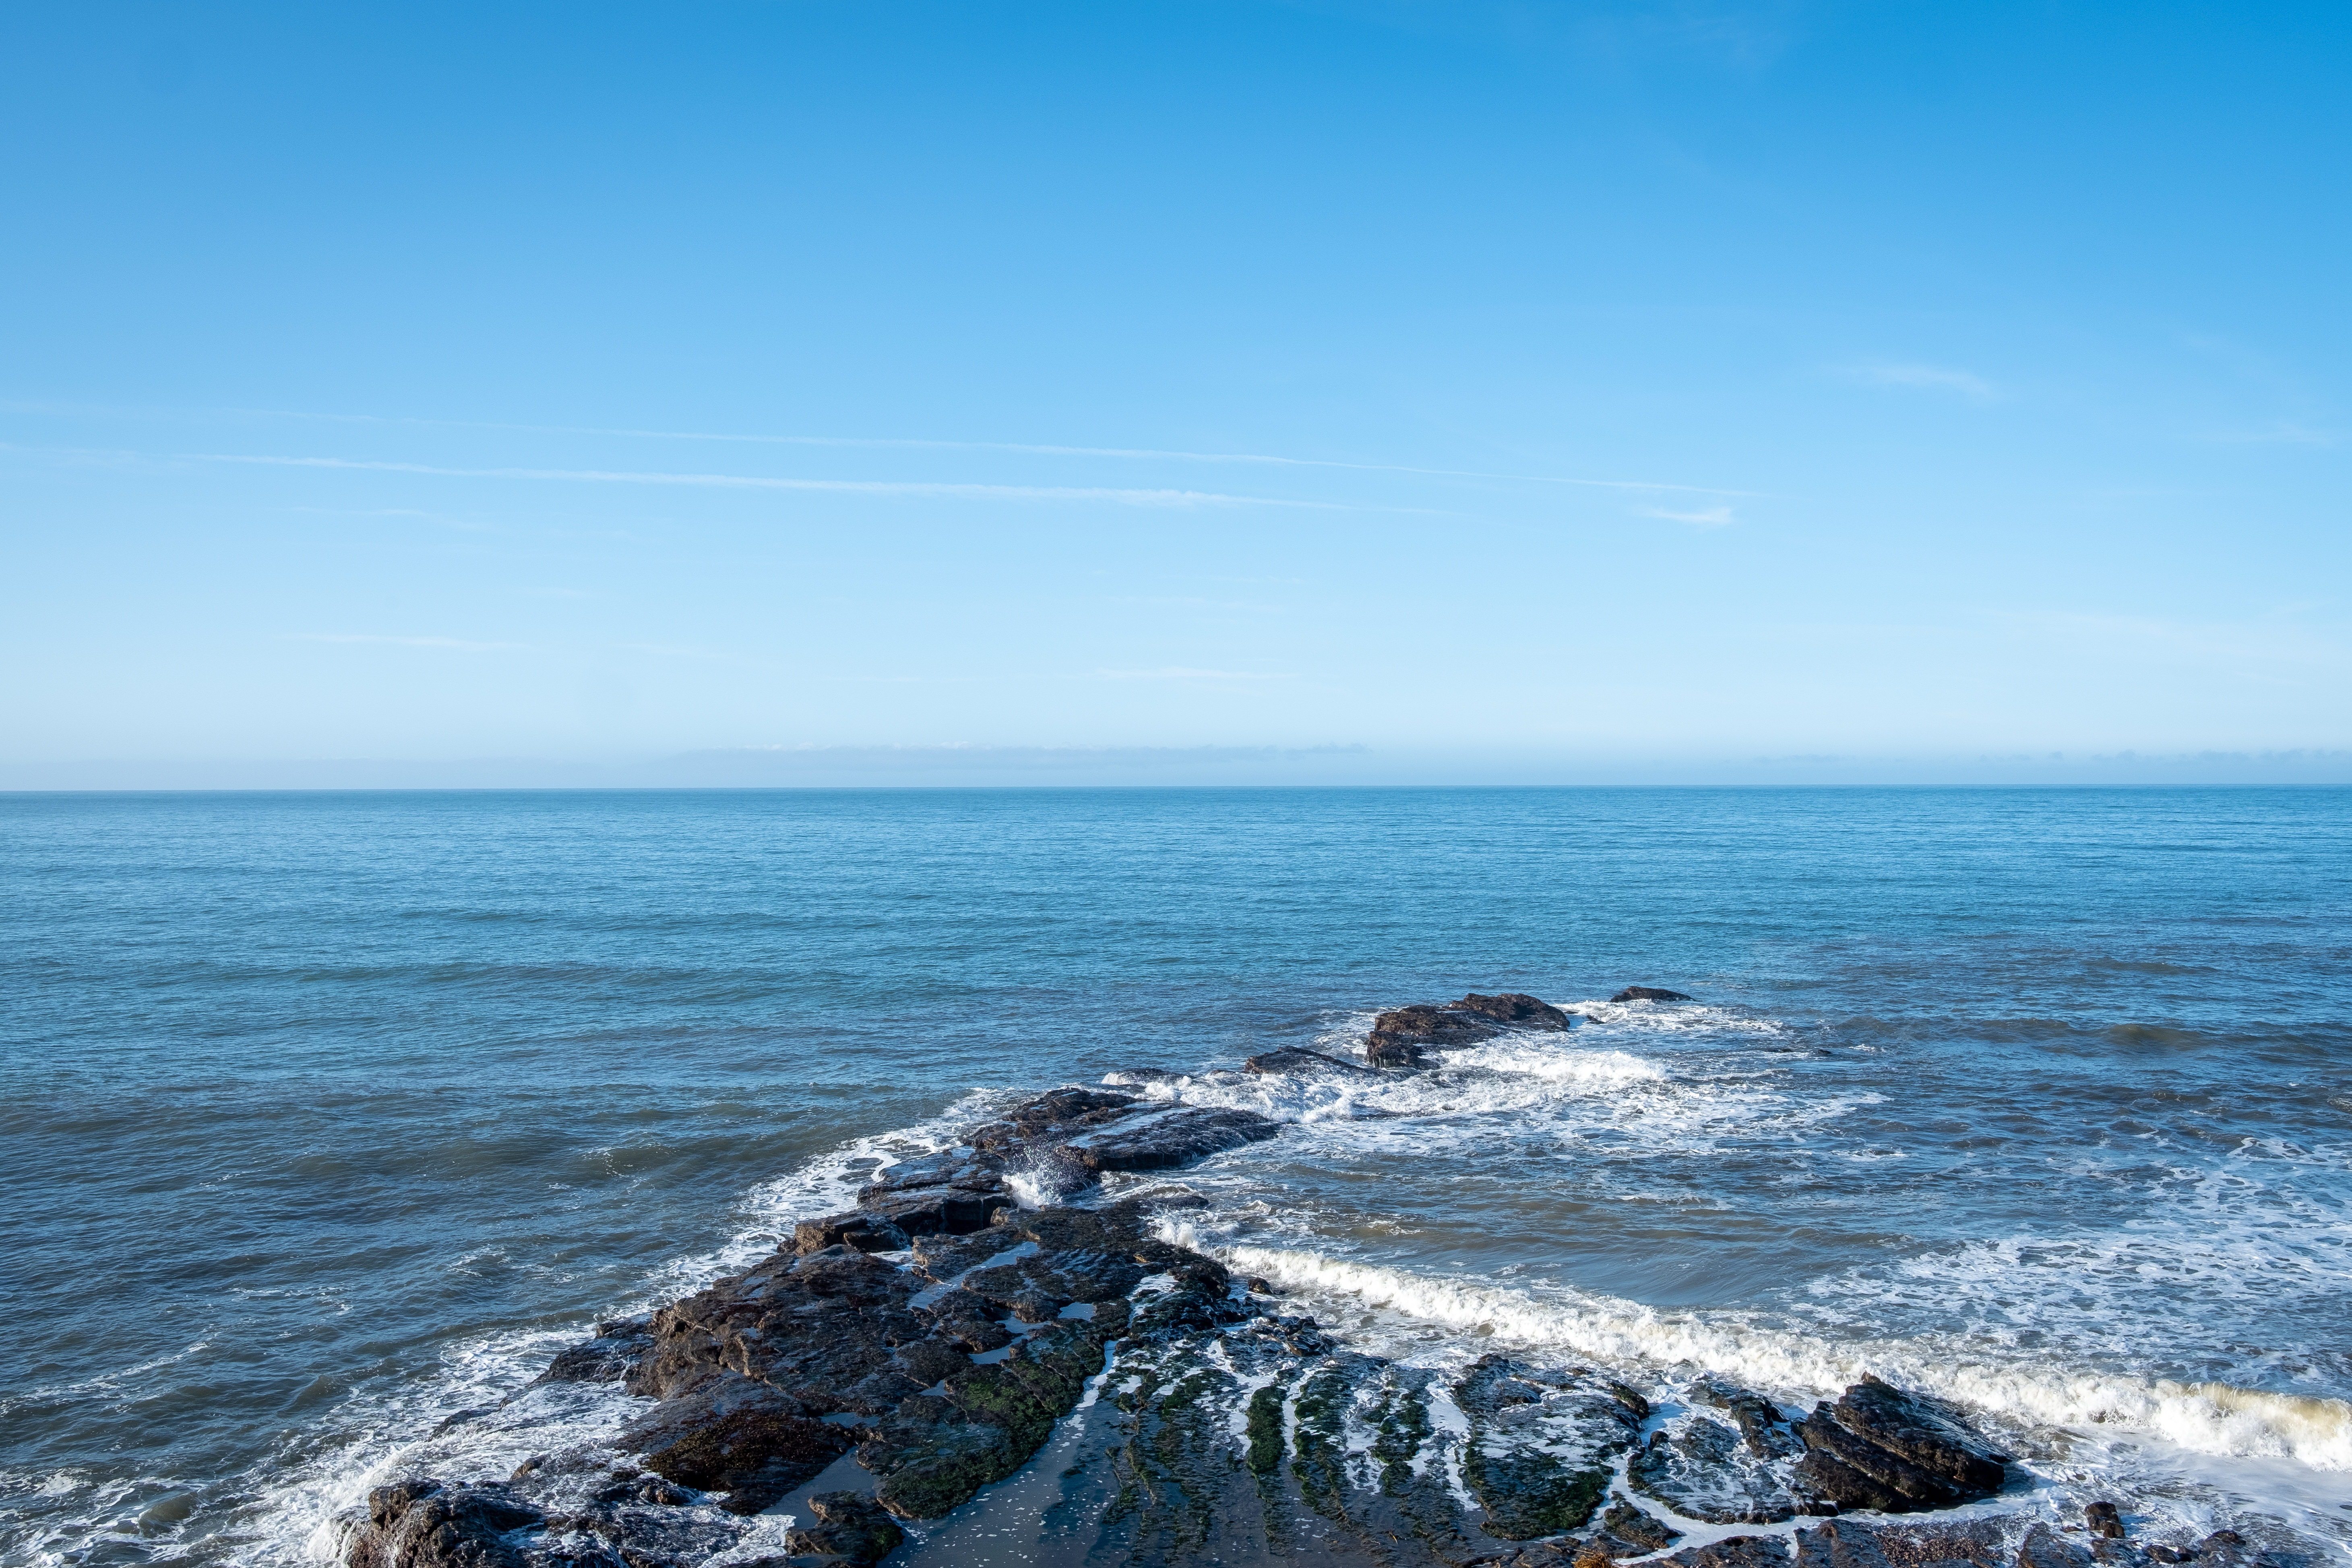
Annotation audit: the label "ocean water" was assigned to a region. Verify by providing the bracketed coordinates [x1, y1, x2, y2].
[1, 786, 2348, 1566]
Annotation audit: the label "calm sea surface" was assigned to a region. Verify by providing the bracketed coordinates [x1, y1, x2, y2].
[2, 788, 2348, 1565]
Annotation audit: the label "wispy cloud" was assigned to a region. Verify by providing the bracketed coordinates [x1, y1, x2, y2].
[619, 641, 736, 660]
[1843, 363, 1996, 400]
[288, 634, 527, 652]
[1111, 595, 1286, 612]
[189, 409, 1757, 496]
[193, 453, 1350, 510]
[1092, 667, 1294, 680]
[1642, 504, 1735, 527]
[7, 416, 1757, 498]
[2204, 422, 2342, 448]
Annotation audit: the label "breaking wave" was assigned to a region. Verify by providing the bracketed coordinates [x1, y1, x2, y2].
[1193, 1240, 2352, 1474]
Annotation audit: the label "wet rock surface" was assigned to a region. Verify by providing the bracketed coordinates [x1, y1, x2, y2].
[347, 1480, 545, 1568]
[1367, 1003, 1504, 1059]
[1361, 990, 1585, 1069]
[335, 1000, 2299, 1568]
[1610, 986, 1696, 1003]
[1793, 1377, 2009, 1514]
[786, 1490, 904, 1562]
[1630, 1382, 1806, 1525]
[1453, 992, 1577, 1029]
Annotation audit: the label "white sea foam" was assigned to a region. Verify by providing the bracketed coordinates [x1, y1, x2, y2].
[1114, 1040, 1669, 1124]
[1190, 1239, 2352, 1474]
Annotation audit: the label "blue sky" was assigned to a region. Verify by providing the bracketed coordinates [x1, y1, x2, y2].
[3, 1, 2346, 786]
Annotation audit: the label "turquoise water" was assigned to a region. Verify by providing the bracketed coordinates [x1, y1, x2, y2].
[2, 787, 2348, 1564]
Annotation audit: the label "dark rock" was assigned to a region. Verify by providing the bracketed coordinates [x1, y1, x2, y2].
[1457, 1355, 1647, 1538]
[1366, 1036, 1429, 1069]
[1666, 1536, 1795, 1568]
[626, 1246, 933, 1410]
[558, 1501, 746, 1567]
[869, 1184, 1014, 1236]
[1691, 1376, 1804, 1460]
[916, 1286, 1015, 1353]
[1601, 1496, 1684, 1550]
[1366, 1004, 1503, 1059]
[535, 1318, 653, 1386]
[620, 1371, 852, 1514]
[792, 1212, 911, 1256]
[1631, 1402, 1800, 1523]
[2020, 1524, 2096, 1568]
[856, 1148, 1009, 1204]
[1793, 1377, 2008, 1513]
[1611, 986, 1696, 1003]
[2088, 1504, 2127, 1540]
[866, 1318, 1117, 1519]
[1870, 1517, 2014, 1567]
[347, 1480, 542, 1568]
[1798, 1520, 1897, 1568]
[965, 1087, 1145, 1153]
[1244, 1046, 1383, 1078]
[589, 1475, 694, 1507]
[1063, 1105, 1281, 1171]
[1455, 992, 1575, 1030]
[784, 1491, 903, 1564]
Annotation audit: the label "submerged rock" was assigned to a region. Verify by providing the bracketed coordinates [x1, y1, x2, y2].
[1610, 986, 1696, 1003]
[1245, 1046, 1384, 1078]
[1457, 1356, 1649, 1539]
[1793, 1377, 2009, 1513]
[1633, 1412, 1801, 1523]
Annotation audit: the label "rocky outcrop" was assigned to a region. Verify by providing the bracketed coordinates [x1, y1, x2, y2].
[784, 1085, 1279, 1249]
[1792, 1377, 2009, 1513]
[1066, 1105, 1280, 1171]
[1610, 986, 1695, 1003]
[1454, 992, 1575, 1029]
[1367, 1004, 1502, 1060]
[346, 1480, 543, 1568]
[335, 1005, 2270, 1568]
[1362, 991, 1579, 1068]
